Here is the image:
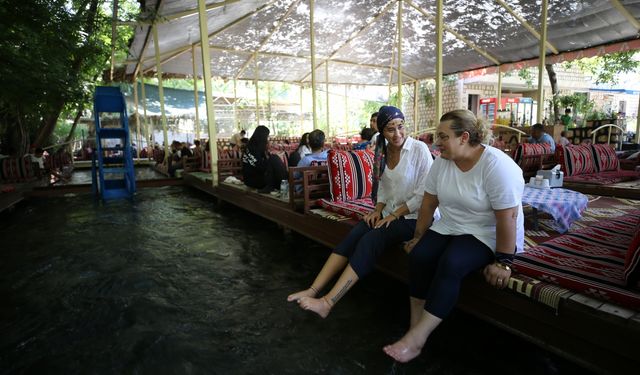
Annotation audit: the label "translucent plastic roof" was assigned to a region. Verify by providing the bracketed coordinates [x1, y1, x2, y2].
[125, 0, 640, 84]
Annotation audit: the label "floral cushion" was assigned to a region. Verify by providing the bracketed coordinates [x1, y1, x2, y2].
[326, 149, 374, 202]
[591, 144, 619, 172]
[556, 144, 597, 177]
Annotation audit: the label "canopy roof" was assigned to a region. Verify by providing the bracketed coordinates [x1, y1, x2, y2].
[125, 0, 640, 85]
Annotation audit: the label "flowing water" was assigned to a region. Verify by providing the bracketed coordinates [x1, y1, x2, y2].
[0, 187, 592, 374]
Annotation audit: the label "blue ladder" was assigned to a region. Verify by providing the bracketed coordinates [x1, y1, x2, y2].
[92, 86, 136, 200]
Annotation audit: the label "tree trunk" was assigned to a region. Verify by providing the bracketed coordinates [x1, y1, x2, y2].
[545, 63, 560, 122]
[64, 104, 85, 151]
[32, 0, 99, 149]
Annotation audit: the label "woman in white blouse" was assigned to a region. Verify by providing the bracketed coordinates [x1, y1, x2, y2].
[287, 106, 436, 318]
[384, 109, 524, 363]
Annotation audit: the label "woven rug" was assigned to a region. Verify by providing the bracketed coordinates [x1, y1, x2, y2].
[524, 195, 640, 250]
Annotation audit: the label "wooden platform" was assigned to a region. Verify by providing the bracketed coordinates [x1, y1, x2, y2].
[184, 172, 640, 375]
[564, 179, 640, 199]
[0, 191, 24, 213]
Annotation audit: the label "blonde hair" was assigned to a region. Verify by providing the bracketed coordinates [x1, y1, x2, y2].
[440, 109, 492, 146]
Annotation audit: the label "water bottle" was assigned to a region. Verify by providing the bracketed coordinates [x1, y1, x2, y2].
[280, 179, 289, 200]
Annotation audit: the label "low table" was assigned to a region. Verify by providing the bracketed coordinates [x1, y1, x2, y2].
[522, 186, 588, 233]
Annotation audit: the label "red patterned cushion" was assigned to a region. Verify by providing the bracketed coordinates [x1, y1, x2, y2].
[513, 143, 552, 173]
[316, 197, 375, 219]
[624, 220, 640, 287]
[591, 144, 619, 172]
[514, 211, 640, 309]
[557, 144, 597, 177]
[327, 149, 374, 202]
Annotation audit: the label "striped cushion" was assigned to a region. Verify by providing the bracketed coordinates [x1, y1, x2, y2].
[556, 144, 597, 177]
[327, 150, 374, 202]
[591, 144, 619, 172]
[514, 210, 640, 309]
[624, 220, 640, 287]
[316, 197, 374, 219]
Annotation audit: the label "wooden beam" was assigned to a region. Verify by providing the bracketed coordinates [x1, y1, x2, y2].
[610, 0, 640, 30]
[494, 0, 559, 55]
[192, 45, 201, 140]
[397, 0, 403, 105]
[152, 23, 170, 162]
[405, 0, 501, 65]
[110, 0, 118, 81]
[234, 0, 302, 79]
[310, 0, 318, 130]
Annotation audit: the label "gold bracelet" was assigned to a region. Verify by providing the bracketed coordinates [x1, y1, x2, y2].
[494, 262, 512, 272]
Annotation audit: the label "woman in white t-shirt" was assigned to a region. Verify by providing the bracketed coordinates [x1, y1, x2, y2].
[384, 109, 524, 363]
[287, 106, 436, 319]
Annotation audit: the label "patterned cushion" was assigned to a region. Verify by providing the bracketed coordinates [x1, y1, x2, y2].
[624, 219, 640, 287]
[514, 143, 552, 164]
[0, 157, 36, 182]
[326, 149, 374, 202]
[563, 170, 640, 185]
[514, 210, 640, 309]
[591, 144, 619, 172]
[316, 197, 375, 219]
[557, 144, 597, 177]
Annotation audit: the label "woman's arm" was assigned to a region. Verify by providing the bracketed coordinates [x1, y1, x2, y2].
[364, 202, 386, 227]
[483, 206, 518, 289]
[403, 193, 438, 253]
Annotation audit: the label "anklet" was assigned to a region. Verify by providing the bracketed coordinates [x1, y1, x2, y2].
[323, 296, 333, 307]
[309, 286, 318, 294]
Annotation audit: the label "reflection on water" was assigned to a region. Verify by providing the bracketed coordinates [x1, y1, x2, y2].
[0, 187, 592, 374]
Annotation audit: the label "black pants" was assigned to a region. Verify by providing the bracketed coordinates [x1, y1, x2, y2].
[333, 218, 416, 278]
[408, 230, 494, 319]
[263, 154, 287, 190]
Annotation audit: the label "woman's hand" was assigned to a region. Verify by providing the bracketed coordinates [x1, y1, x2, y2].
[483, 262, 512, 289]
[363, 210, 382, 228]
[403, 237, 420, 254]
[374, 214, 397, 229]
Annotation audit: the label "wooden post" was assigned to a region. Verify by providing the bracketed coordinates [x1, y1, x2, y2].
[537, 0, 549, 124]
[133, 75, 141, 158]
[310, 0, 318, 130]
[497, 66, 502, 111]
[397, 0, 403, 107]
[414, 80, 419, 134]
[300, 84, 304, 130]
[344, 85, 349, 135]
[192, 45, 201, 141]
[152, 23, 169, 162]
[255, 53, 260, 128]
[233, 79, 238, 131]
[325, 61, 330, 135]
[435, 0, 443, 122]
[197, 0, 218, 185]
[140, 76, 151, 158]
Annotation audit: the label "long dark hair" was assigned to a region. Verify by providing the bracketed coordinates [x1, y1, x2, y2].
[295, 132, 310, 153]
[248, 125, 270, 156]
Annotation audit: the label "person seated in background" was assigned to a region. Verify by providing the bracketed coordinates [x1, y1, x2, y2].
[369, 112, 379, 147]
[288, 132, 311, 167]
[383, 109, 524, 363]
[491, 135, 506, 150]
[242, 125, 287, 193]
[559, 131, 570, 147]
[287, 105, 437, 319]
[192, 140, 203, 159]
[294, 130, 327, 192]
[239, 138, 248, 153]
[560, 108, 572, 130]
[354, 127, 376, 150]
[527, 123, 555, 152]
[230, 130, 246, 148]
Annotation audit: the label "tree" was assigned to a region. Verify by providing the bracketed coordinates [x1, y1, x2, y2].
[566, 51, 640, 86]
[0, 0, 136, 155]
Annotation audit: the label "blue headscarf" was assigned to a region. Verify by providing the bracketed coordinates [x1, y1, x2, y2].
[373, 106, 404, 180]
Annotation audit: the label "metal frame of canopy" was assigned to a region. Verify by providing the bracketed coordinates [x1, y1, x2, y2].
[115, 0, 640, 185]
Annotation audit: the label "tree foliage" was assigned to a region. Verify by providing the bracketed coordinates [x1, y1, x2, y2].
[0, 0, 137, 154]
[564, 51, 640, 85]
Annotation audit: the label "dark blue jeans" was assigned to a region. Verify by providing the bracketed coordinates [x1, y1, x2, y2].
[408, 230, 494, 319]
[333, 218, 416, 278]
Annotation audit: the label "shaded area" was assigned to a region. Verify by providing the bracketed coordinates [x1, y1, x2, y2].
[0, 187, 593, 374]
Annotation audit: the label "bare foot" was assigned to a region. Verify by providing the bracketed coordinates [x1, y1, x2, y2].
[297, 296, 332, 318]
[287, 288, 316, 302]
[383, 334, 423, 363]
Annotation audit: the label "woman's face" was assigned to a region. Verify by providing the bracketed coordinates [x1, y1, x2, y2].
[382, 118, 406, 148]
[435, 120, 465, 160]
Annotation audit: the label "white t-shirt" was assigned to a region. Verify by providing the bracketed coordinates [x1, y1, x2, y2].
[425, 145, 525, 253]
[377, 137, 435, 220]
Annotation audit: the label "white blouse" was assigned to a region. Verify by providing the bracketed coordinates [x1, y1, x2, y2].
[377, 137, 434, 220]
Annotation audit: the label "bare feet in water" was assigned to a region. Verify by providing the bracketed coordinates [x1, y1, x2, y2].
[297, 296, 332, 318]
[383, 333, 423, 363]
[287, 288, 316, 302]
